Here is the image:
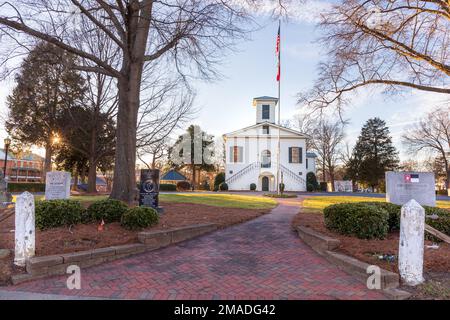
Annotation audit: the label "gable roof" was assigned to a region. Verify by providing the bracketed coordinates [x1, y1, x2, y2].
[224, 122, 311, 139]
[161, 170, 187, 181]
[253, 96, 278, 101]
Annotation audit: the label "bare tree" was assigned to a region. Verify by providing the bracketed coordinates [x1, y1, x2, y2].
[0, 0, 256, 202]
[402, 105, 450, 189]
[299, 0, 450, 114]
[309, 117, 347, 190]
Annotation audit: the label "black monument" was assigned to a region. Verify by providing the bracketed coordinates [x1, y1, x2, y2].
[139, 169, 163, 213]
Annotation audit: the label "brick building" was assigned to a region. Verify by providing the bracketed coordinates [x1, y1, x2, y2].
[0, 149, 45, 182]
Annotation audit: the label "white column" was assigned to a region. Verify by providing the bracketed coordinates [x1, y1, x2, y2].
[14, 191, 36, 267]
[398, 199, 425, 286]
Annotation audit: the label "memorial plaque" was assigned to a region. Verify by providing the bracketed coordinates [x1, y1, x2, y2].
[386, 171, 436, 207]
[45, 171, 71, 200]
[139, 169, 160, 210]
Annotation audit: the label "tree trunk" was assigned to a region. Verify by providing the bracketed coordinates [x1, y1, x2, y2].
[87, 127, 98, 193]
[80, 166, 86, 184]
[72, 171, 78, 191]
[191, 164, 196, 190]
[44, 143, 53, 179]
[110, 63, 142, 203]
[87, 160, 97, 193]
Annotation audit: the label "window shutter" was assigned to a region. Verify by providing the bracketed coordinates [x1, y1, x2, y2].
[306, 158, 309, 169]
[288, 147, 292, 163]
[299, 147, 303, 163]
[238, 147, 243, 162]
[229, 147, 234, 162]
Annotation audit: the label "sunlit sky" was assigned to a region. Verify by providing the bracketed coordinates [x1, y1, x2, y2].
[0, 1, 447, 161]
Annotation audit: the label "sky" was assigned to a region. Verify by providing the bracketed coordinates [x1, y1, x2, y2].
[0, 1, 447, 161]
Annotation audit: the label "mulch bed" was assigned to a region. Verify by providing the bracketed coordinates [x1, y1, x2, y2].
[0, 202, 270, 285]
[291, 211, 450, 274]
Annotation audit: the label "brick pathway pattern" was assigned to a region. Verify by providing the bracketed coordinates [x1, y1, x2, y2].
[6, 197, 385, 299]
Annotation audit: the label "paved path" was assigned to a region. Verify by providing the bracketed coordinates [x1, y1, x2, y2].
[3, 197, 385, 300]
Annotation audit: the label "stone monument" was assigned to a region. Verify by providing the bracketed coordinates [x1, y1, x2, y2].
[334, 180, 353, 192]
[398, 199, 425, 286]
[45, 171, 71, 200]
[386, 171, 436, 207]
[139, 169, 163, 213]
[0, 169, 12, 207]
[14, 191, 36, 267]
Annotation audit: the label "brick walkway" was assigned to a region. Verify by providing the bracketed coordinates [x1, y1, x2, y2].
[5, 197, 385, 299]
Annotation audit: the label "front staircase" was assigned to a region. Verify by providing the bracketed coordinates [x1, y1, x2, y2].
[280, 164, 307, 189]
[225, 162, 260, 184]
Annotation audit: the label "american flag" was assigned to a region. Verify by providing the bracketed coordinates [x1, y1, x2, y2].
[276, 23, 280, 82]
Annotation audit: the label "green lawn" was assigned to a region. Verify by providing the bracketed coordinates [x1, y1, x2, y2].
[159, 193, 277, 209]
[12, 194, 108, 203]
[12, 193, 277, 210]
[302, 196, 450, 213]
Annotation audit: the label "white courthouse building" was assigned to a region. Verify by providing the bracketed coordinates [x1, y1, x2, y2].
[223, 96, 317, 192]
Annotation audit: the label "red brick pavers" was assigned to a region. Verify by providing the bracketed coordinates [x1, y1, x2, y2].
[6, 197, 386, 300]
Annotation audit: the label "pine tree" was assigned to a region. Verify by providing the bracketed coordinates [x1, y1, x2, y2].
[6, 42, 86, 174]
[168, 125, 216, 189]
[346, 118, 399, 190]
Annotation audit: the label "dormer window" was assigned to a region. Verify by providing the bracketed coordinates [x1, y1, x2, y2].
[262, 125, 269, 134]
[262, 105, 270, 120]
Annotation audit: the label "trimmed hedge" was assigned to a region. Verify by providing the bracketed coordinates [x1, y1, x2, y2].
[324, 203, 389, 239]
[219, 182, 228, 191]
[159, 183, 177, 191]
[36, 199, 84, 230]
[121, 207, 159, 230]
[85, 199, 128, 223]
[325, 201, 450, 241]
[8, 183, 45, 193]
[250, 183, 256, 191]
[177, 181, 191, 191]
[214, 172, 225, 189]
[306, 172, 319, 191]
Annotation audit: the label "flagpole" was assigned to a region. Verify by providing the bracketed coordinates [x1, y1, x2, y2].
[277, 20, 281, 195]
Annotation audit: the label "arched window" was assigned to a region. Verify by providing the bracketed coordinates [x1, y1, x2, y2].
[261, 150, 271, 168]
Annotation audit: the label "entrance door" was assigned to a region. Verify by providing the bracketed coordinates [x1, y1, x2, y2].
[262, 176, 269, 191]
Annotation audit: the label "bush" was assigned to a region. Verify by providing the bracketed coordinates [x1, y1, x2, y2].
[120, 206, 159, 230]
[159, 183, 177, 191]
[361, 202, 450, 239]
[324, 203, 389, 239]
[219, 182, 228, 191]
[7, 182, 45, 193]
[86, 199, 128, 223]
[214, 172, 225, 189]
[250, 183, 256, 191]
[362, 202, 401, 231]
[36, 199, 84, 230]
[319, 182, 328, 192]
[176, 181, 191, 191]
[279, 183, 285, 193]
[306, 172, 319, 191]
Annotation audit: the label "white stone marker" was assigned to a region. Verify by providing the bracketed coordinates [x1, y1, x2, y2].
[45, 171, 71, 200]
[398, 199, 425, 286]
[14, 191, 36, 267]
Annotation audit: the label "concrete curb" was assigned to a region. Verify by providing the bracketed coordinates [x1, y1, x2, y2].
[295, 225, 411, 300]
[11, 223, 218, 285]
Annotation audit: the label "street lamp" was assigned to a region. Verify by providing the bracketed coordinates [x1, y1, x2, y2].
[3, 137, 11, 179]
